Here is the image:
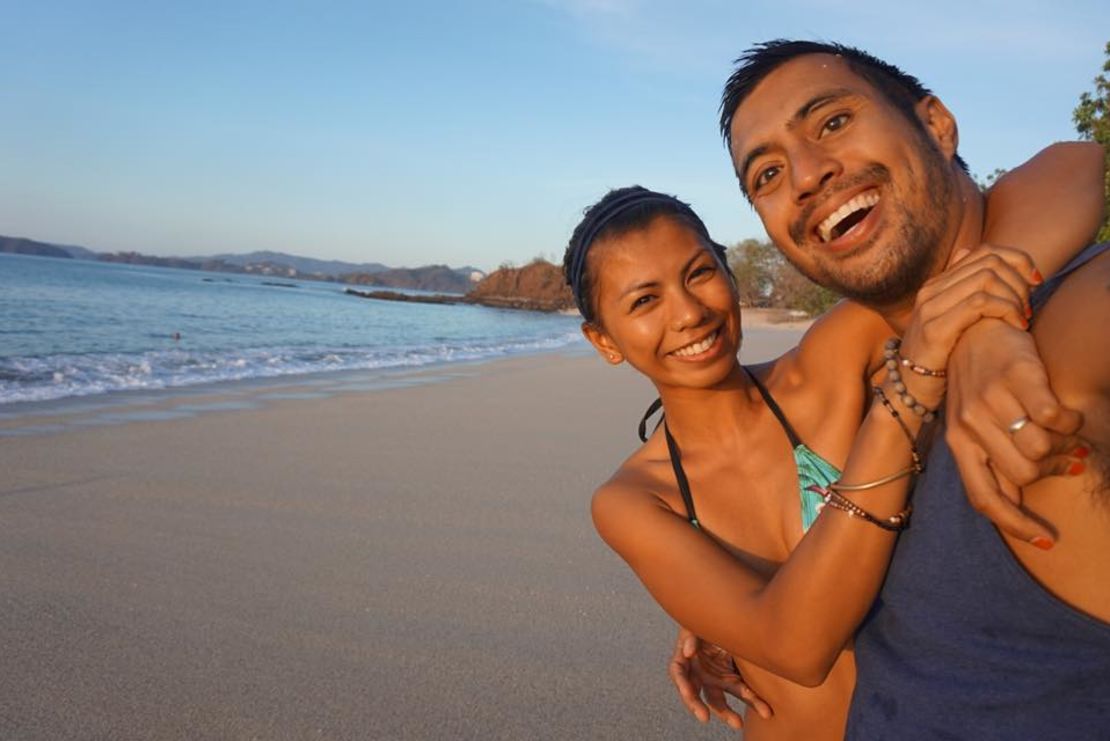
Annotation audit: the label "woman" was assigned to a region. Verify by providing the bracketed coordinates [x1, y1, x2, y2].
[567, 144, 1104, 739]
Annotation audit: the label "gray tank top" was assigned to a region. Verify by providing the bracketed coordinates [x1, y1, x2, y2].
[846, 243, 1110, 740]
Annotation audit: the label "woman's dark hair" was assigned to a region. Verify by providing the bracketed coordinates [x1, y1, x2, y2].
[719, 39, 968, 192]
[563, 186, 730, 323]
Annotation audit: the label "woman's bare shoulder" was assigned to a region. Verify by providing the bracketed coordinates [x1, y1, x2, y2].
[591, 437, 682, 539]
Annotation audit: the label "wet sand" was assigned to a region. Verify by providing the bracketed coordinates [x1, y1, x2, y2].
[0, 325, 806, 740]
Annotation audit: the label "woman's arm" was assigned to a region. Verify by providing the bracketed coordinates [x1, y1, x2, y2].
[594, 254, 1031, 687]
[942, 142, 1104, 544]
[981, 141, 1105, 275]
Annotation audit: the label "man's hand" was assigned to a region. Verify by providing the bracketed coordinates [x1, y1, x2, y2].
[667, 626, 772, 731]
[945, 318, 1088, 547]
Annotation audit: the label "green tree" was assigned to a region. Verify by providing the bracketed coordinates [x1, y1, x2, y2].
[727, 237, 840, 316]
[1074, 40, 1110, 243]
[727, 238, 777, 306]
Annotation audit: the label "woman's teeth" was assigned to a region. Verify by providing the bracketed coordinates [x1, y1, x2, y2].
[673, 330, 718, 357]
[818, 190, 879, 243]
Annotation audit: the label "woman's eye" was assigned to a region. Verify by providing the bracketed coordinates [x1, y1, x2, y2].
[690, 265, 715, 280]
[630, 295, 653, 311]
[753, 165, 780, 191]
[821, 113, 850, 135]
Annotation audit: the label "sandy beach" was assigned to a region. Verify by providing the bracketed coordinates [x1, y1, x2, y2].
[0, 324, 806, 740]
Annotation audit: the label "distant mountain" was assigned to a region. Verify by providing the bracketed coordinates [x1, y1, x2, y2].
[0, 233, 486, 291]
[340, 264, 477, 294]
[200, 251, 390, 277]
[0, 236, 74, 259]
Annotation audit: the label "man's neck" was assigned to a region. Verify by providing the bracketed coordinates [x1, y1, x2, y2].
[881, 172, 985, 333]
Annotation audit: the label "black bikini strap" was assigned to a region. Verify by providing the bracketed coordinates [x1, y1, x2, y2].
[743, 366, 803, 449]
[663, 422, 700, 530]
[638, 398, 664, 443]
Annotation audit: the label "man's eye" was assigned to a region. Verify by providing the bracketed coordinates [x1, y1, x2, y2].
[754, 165, 780, 191]
[821, 113, 850, 135]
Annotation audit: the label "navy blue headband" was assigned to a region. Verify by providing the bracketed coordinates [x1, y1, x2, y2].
[567, 188, 722, 319]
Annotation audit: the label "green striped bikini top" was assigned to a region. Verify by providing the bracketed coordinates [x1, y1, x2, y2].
[638, 367, 840, 533]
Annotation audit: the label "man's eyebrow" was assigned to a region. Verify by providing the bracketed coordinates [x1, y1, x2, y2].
[735, 87, 855, 190]
[790, 88, 854, 128]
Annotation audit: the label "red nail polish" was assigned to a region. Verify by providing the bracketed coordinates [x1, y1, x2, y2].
[1032, 269, 1044, 284]
[1030, 536, 1054, 551]
[1074, 446, 1090, 459]
[1024, 304, 1033, 319]
[1068, 461, 1086, 476]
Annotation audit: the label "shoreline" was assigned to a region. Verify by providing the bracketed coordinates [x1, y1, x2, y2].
[0, 324, 807, 738]
[0, 316, 810, 438]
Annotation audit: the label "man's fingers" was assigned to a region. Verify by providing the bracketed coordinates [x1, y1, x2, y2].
[668, 657, 709, 722]
[737, 683, 774, 719]
[703, 686, 744, 730]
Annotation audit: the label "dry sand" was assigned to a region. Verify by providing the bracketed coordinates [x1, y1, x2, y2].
[0, 325, 806, 740]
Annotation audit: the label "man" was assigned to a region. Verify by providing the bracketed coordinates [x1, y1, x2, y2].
[672, 40, 1109, 738]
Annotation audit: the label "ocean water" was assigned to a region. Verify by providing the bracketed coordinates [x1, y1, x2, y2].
[0, 253, 584, 405]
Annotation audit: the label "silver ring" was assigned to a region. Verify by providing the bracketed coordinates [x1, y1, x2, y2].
[1007, 416, 1030, 434]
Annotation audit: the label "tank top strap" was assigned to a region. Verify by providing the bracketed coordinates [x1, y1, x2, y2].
[743, 366, 804, 449]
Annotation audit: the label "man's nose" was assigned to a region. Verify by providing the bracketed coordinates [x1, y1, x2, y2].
[790, 143, 840, 203]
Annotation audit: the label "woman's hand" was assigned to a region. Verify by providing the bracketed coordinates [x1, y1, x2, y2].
[897, 244, 1037, 411]
[944, 319, 1088, 547]
[668, 626, 772, 730]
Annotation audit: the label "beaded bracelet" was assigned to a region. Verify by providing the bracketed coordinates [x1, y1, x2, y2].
[884, 337, 946, 378]
[810, 485, 913, 532]
[872, 385, 924, 474]
[883, 338, 939, 422]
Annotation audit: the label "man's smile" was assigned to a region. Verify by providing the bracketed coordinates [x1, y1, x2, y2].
[817, 188, 880, 244]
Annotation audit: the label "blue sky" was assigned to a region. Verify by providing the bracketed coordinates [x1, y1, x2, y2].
[1, 0, 1106, 270]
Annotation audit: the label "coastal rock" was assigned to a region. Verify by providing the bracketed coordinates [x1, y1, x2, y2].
[466, 260, 574, 312]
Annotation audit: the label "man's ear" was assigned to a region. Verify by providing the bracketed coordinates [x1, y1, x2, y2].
[581, 322, 624, 365]
[916, 95, 959, 160]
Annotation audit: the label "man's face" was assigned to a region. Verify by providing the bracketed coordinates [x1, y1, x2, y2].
[728, 54, 959, 307]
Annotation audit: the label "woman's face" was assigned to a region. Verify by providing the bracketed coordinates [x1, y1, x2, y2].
[583, 215, 742, 390]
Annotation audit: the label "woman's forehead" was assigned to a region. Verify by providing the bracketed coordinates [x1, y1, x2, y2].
[590, 219, 711, 292]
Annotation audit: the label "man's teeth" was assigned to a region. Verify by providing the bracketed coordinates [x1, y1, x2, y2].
[818, 191, 880, 243]
[673, 330, 718, 357]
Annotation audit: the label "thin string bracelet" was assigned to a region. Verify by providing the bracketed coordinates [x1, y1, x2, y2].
[884, 338, 946, 377]
[818, 488, 912, 532]
[873, 385, 924, 474]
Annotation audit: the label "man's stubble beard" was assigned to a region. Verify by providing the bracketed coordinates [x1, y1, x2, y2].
[784, 140, 954, 308]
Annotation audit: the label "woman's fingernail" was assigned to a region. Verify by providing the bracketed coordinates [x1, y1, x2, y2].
[1068, 461, 1086, 476]
[1025, 304, 1033, 319]
[1074, 446, 1090, 459]
[1030, 536, 1054, 551]
[1032, 269, 1044, 284]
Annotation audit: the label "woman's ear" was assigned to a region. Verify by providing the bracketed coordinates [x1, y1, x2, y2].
[581, 322, 624, 365]
[915, 95, 959, 160]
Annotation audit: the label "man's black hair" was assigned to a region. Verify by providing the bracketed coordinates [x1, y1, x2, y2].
[719, 39, 969, 188]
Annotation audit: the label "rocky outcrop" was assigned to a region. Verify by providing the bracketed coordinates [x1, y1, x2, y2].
[345, 260, 576, 313]
[465, 261, 574, 312]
